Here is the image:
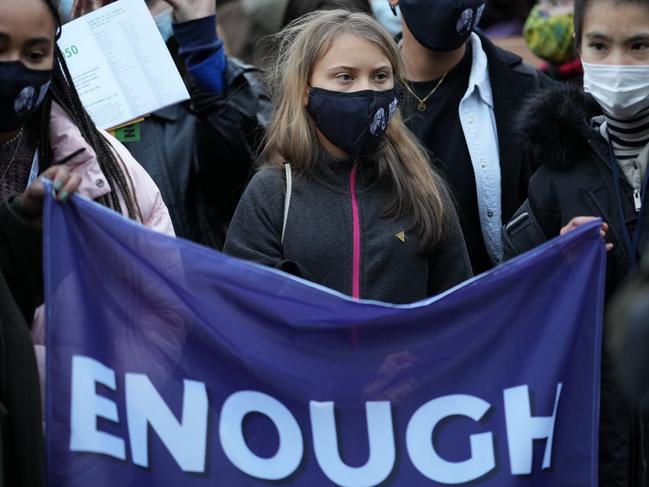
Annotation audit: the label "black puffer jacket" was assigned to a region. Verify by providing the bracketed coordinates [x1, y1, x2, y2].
[504, 84, 648, 295]
[224, 161, 472, 304]
[503, 84, 649, 487]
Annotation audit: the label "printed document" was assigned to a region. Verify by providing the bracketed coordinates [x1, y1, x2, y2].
[58, 0, 190, 130]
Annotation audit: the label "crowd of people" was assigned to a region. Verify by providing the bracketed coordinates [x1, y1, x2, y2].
[1, 0, 649, 485]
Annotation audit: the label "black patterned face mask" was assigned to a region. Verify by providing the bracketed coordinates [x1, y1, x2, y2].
[306, 87, 399, 159]
[399, 0, 486, 51]
[0, 61, 53, 132]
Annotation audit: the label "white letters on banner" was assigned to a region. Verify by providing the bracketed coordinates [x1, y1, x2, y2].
[126, 374, 209, 472]
[504, 384, 563, 475]
[219, 390, 304, 480]
[310, 401, 396, 487]
[406, 395, 495, 484]
[69, 355, 563, 485]
[70, 356, 126, 460]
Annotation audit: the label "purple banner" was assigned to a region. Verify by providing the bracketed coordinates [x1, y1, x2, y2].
[45, 192, 604, 486]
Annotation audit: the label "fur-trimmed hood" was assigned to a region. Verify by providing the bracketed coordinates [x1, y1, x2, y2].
[515, 84, 603, 170]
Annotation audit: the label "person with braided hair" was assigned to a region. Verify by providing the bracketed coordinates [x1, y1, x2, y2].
[0, 0, 175, 432]
[0, 0, 174, 229]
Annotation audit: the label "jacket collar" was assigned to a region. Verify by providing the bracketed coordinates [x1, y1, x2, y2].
[306, 152, 380, 194]
[49, 102, 112, 200]
[479, 32, 543, 218]
[479, 31, 525, 68]
[514, 84, 603, 171]
[480, 32, 533, 121]
[150, 103, 185, 122]
[480, 33, 537, 122]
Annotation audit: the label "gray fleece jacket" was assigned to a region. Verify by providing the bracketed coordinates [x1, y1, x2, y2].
[224, 159, 472, 304]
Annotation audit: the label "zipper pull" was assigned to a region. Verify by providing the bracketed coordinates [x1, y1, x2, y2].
[633, 189, 642, 213]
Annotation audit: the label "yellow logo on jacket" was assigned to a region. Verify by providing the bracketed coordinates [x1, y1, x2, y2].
[395, 230, 406, 243]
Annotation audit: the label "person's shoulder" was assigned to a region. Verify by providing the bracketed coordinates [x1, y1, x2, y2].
[515, 83, 601, 171]
[225, 57, 267, 94]
[478, 33, 524, 68]
[245, 165, 286, 198]
[99, 129, 175, 235]
[478, 33, 554, 86]
[252, 165, 284, 184]
[232, 166, 287, 224]
[99, 128, 148, 178]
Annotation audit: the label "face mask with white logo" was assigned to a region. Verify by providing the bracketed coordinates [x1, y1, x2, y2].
[306, 88, 399, 159]
[583, 61, 649, 119]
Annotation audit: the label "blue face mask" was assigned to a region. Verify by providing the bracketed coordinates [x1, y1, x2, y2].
[371, 1, 402, 37]
[153, 8, 174, 43]
[58, 0, 75, 23]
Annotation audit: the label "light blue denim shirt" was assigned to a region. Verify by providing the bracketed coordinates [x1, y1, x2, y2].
[458, 33, 503, 264]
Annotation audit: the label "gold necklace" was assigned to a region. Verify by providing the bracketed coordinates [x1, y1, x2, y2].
[403, 73, 447, 112]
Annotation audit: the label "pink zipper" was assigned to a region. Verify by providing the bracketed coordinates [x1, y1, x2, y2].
[350, 165, 361, 299]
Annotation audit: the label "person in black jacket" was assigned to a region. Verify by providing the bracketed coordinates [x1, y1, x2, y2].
[503, 0, 649, 484]
[225, 10, 472, 304]
[65, 0, 271, 249]
[609, 249, 649, 406]
[384, 0, 554, 274]
[0, 166, 79, 487]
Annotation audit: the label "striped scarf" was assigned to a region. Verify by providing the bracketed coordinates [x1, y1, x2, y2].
[594, 109, 649, 190]
[597, 106, 649, 161]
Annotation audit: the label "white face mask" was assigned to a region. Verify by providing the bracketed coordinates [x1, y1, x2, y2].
[582, 61, 649, 120]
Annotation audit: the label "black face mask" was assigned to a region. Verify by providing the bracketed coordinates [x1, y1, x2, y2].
[0, 61, 53, 132]
[399, 0, 486, 51]
[306, 87, 399, 159]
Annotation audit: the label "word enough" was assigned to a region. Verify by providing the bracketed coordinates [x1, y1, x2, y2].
[70, 355, 563, 487]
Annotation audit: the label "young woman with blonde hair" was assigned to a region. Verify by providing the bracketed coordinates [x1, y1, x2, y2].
[225, 9, 471, 303]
